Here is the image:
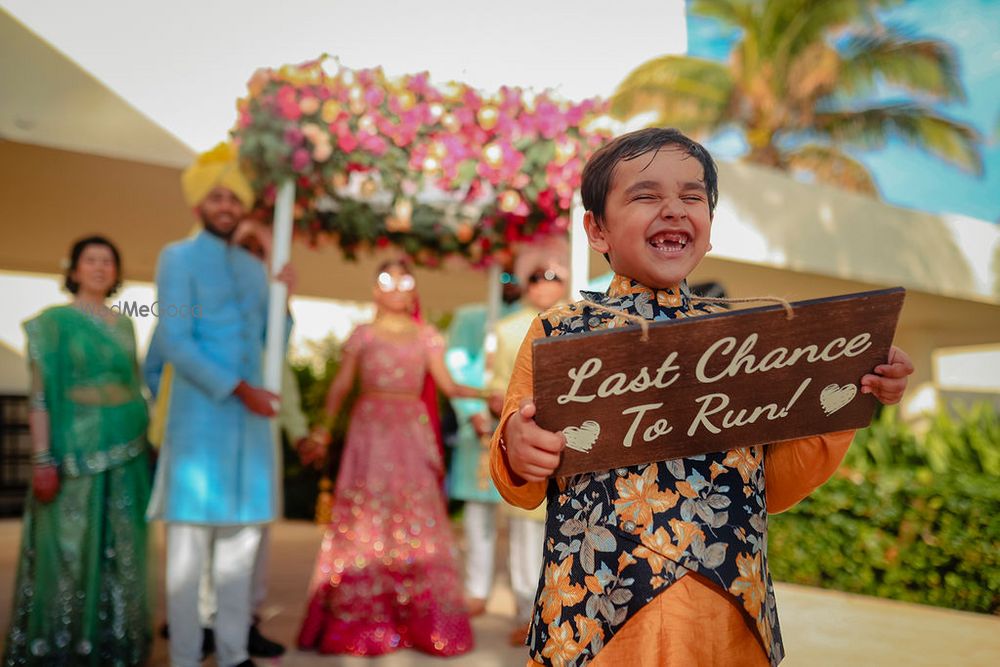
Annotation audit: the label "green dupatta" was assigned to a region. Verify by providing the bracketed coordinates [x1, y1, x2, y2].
[23, 305, 148, 476]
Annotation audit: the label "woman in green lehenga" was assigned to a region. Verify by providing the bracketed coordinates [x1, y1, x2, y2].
[3, 236, 152, 666]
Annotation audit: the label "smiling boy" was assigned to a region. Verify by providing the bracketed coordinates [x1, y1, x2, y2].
[490, 128, 913, 666]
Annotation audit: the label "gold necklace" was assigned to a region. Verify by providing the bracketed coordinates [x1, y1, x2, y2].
[373, 314, 418, 335]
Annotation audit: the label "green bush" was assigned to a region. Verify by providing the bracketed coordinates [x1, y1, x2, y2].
[770, 403, 1000, 614]
[845, 403, 1000, 476]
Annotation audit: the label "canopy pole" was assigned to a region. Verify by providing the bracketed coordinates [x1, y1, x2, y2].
[485, 263, 501, 331]
[264, 179, 294, 394]
[263, 179, 294, 518]
[570, 191, 590, 299]
[482, 262, 502, 384]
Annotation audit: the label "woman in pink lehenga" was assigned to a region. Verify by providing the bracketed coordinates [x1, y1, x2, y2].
[297, 260, 478, 657]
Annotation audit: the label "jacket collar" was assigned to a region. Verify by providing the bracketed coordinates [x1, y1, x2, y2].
[579, 274, 693, 320]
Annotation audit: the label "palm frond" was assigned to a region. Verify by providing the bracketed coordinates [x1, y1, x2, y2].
[691, 0, 756, 29]
[765, 0, 896, 63]
[610, 56, 735, 134]
[814, 104, 983, 173]
[786, 42, 841, 109]
[838, 28, 964, 101]
[785, 143, 879, 195]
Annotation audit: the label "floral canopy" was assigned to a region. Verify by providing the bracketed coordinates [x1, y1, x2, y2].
[233, 56, 610, 267]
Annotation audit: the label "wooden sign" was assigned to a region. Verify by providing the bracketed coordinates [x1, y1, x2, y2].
[532, 287, 905, 476]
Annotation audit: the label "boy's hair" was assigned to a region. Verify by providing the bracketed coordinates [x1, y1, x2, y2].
[581, 128, 719, 226]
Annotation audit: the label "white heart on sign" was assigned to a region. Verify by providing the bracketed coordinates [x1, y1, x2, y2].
[820, 383, 857, 416]
[562, 420, 600, 454]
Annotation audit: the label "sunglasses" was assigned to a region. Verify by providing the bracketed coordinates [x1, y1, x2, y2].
[376, 272, 416, 292]
[527, 269, 563, 285]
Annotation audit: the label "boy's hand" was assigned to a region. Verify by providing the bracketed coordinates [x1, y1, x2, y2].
[503, 398, 565, 482]
[860, 345, 914, 405]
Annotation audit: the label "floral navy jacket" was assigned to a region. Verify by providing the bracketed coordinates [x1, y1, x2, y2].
[525, 275, 784, 666]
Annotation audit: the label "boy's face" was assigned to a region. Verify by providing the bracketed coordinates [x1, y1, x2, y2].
[584, 147, 712, 289]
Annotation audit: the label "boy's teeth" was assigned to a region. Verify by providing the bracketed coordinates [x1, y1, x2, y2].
[649, 232, 688, 249]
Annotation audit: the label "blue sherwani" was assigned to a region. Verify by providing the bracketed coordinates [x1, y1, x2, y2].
[146, 230, 276, 525]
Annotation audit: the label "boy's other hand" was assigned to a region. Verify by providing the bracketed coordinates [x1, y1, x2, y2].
[503, 398, 565, 482]
[860, 345, 914, 405]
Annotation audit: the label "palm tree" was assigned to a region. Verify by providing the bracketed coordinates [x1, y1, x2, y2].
[610, 0, 982, 195]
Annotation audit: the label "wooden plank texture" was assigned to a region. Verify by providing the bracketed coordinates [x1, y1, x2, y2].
[532, 287, 906, 476]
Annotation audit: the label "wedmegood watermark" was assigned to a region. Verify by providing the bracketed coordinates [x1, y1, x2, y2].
[106, 301, 203, 318]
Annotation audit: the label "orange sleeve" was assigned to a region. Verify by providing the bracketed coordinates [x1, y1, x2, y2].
[489, 317, 548, 510]
[765, 429, 855, 514]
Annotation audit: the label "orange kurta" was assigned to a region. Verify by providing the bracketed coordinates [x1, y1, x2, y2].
[490, 318, 854, 666]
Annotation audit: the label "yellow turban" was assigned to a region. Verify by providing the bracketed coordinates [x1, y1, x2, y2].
[181, 142, 255, 209]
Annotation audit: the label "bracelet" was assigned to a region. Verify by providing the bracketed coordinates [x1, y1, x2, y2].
[32, 451, 56, 467]
[29, 390, 47, 410]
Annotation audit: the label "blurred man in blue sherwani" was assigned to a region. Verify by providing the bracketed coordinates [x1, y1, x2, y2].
[146, 143, 293, 667]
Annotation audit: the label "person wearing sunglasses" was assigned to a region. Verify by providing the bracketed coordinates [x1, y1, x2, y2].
[487, 235, 570, 646]
[443, 262, 523, 619]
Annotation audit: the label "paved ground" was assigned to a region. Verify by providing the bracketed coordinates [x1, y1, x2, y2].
[1, 518, 998, 666]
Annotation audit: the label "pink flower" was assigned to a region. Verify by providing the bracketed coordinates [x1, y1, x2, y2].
[277, 86, 301, 120]
[284, 127, 304, 147]
[477, 140, 525, 186]
[364, 86, 385, 109]
[534, 100, 568, 139]
[338, 132, 359, 153]
[407, 72, 432, 97]
[291, 148, 311, 172]
[389, 127, 417, 148]
[546, 157, 583, 193]
[498, 86, 523, 113]
[462, 88, 482, 110]
[453, 106, 476, 129]
[360, 133, 388, 156]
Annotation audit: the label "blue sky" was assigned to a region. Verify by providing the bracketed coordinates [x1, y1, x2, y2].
[686, 0, 1000, 222]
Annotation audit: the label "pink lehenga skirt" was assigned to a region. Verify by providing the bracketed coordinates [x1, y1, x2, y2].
[297, 396, 473, 656]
